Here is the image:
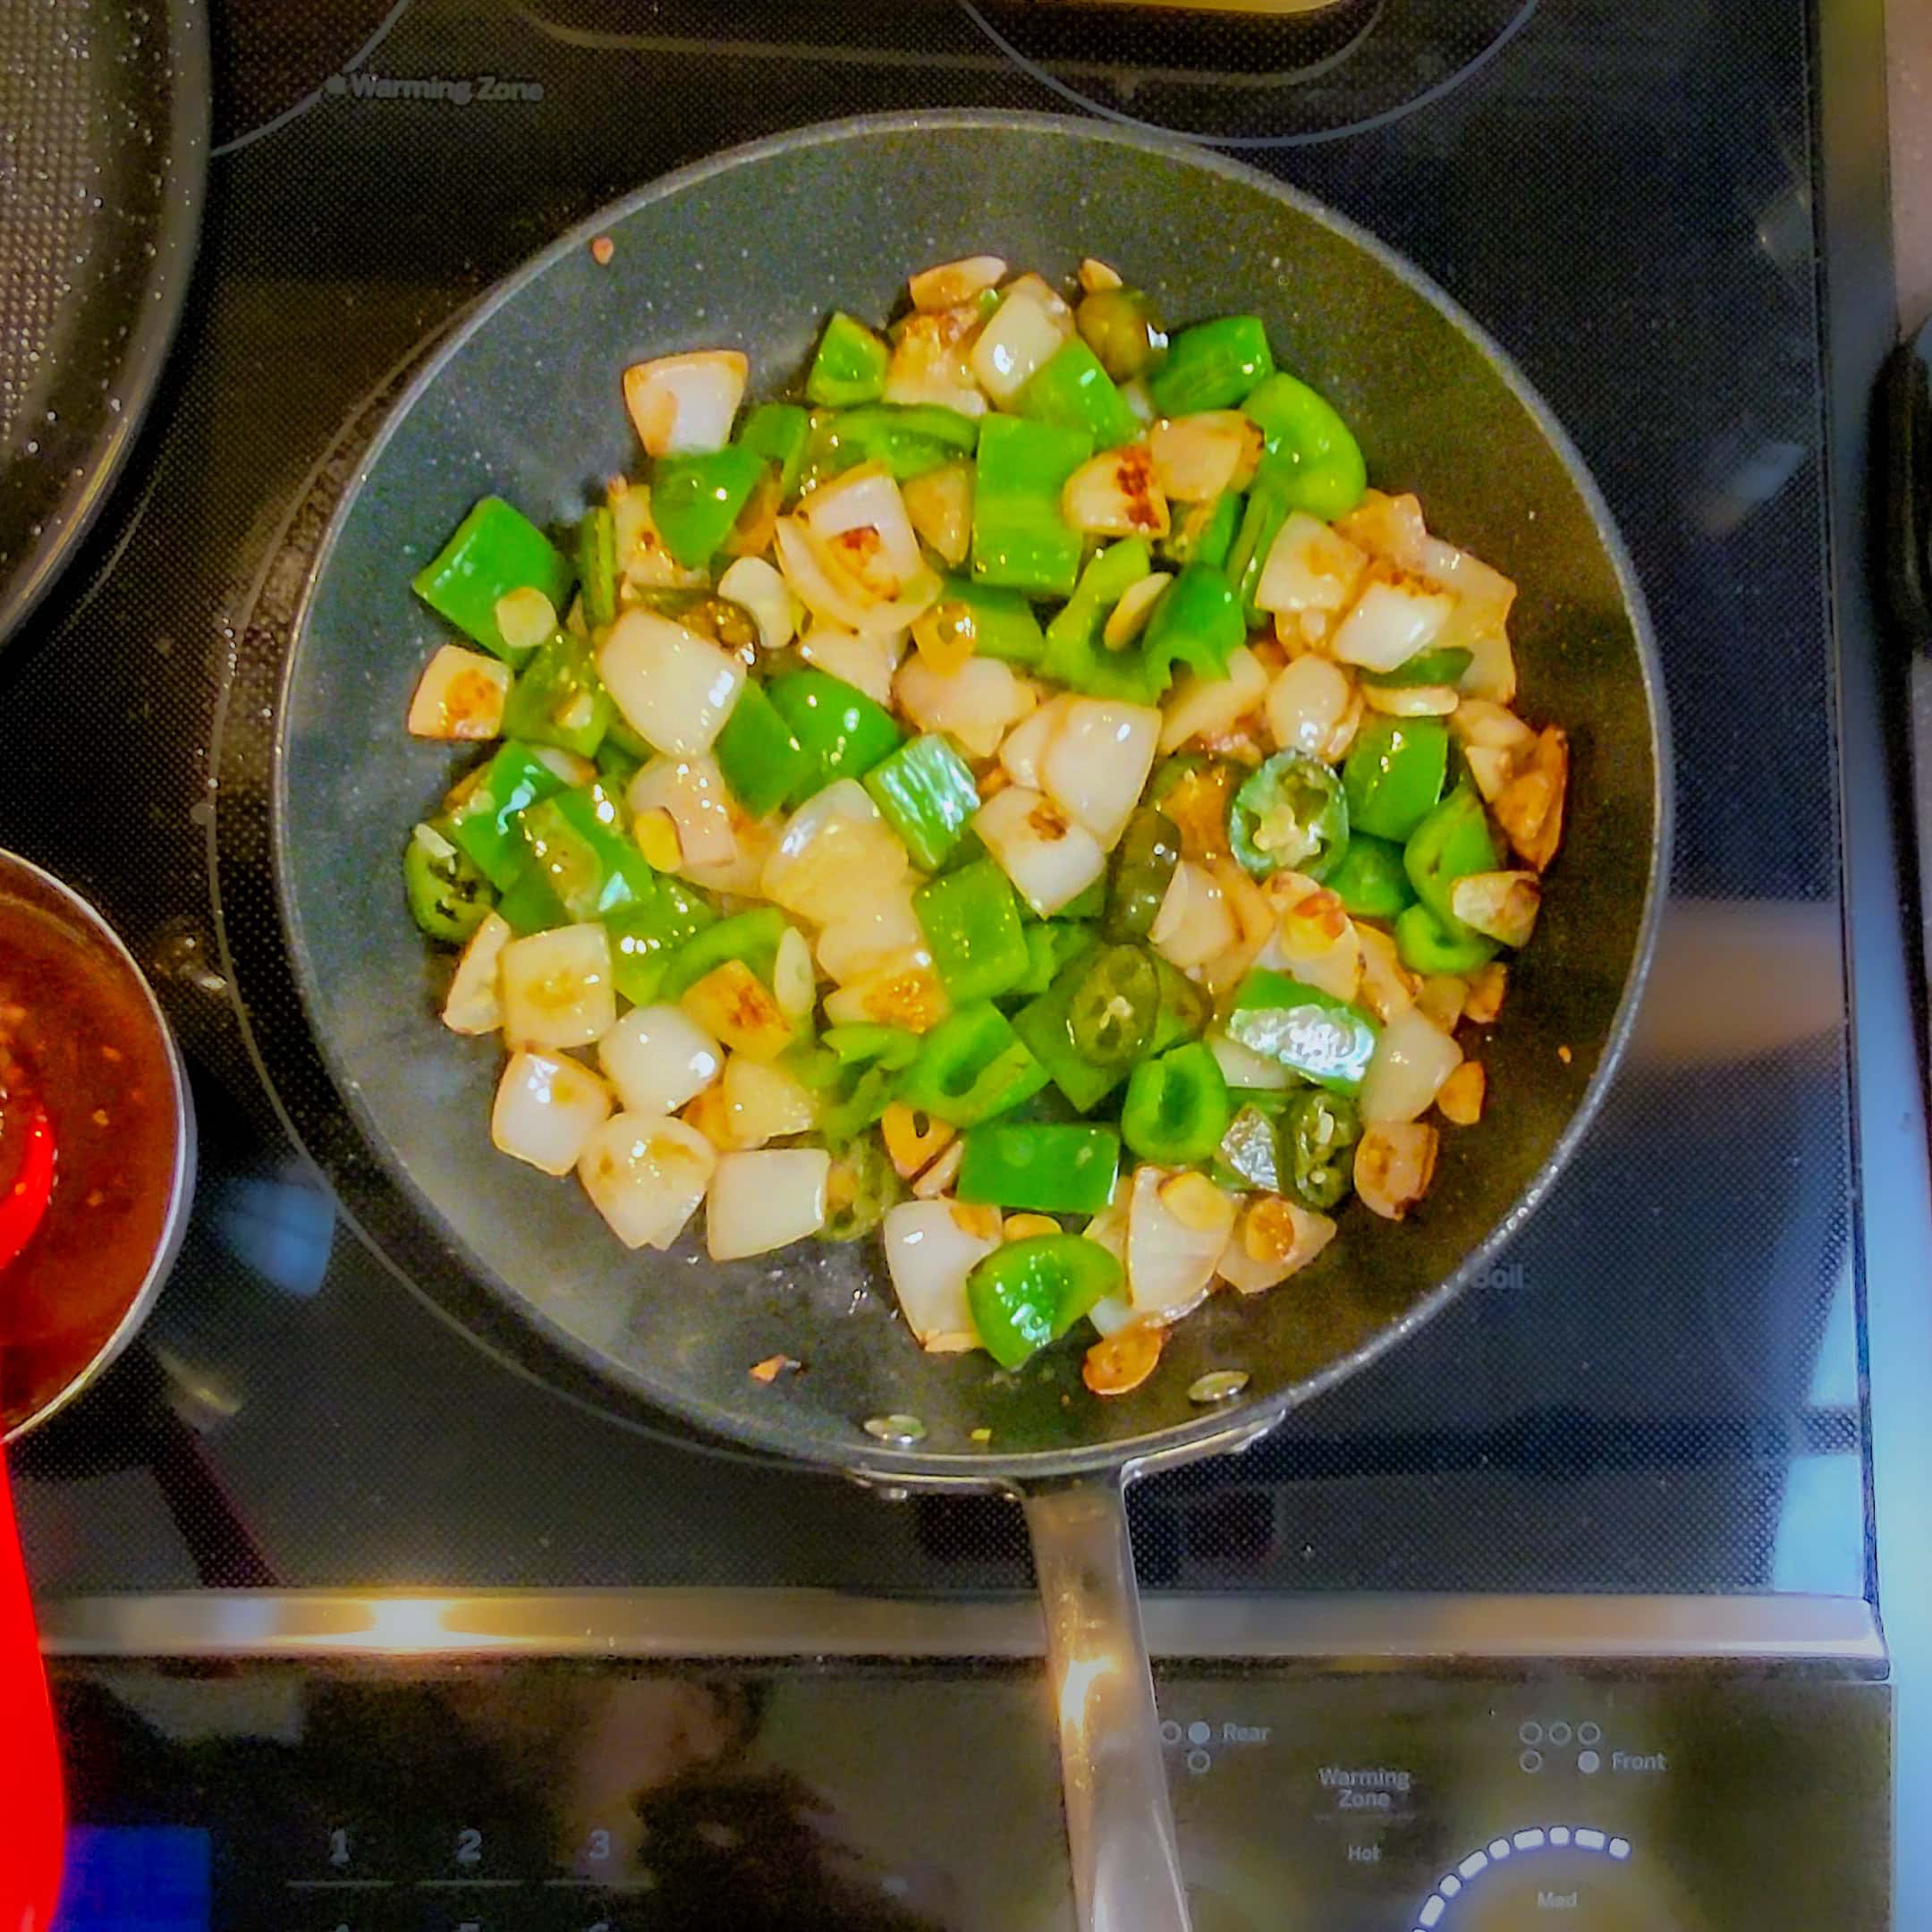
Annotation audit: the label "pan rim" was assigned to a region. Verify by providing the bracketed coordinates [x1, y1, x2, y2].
[275, 106, 1674, 1486]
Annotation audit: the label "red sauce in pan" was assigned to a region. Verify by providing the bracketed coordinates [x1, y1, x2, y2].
[0, 889, 181, 1432]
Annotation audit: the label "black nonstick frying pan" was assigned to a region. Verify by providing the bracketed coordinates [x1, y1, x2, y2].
[277, 112, 1668, 1931]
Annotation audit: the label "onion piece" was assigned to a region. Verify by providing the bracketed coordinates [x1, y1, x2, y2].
[1355, 923, 1419, 1025]
[1216, 1194, 1336, 1294]
[1148, 859, 1239, 971]
[598, 610, 745, 757]
[1040, 698, 1162, 847]
[578, 1112, 716, 1249]
[500, 922, 616, 1051]
[716, 555, 797, 652]
[902, 460, 973, 568]
[771, 927, 818, 1021]
[1254, 510, 1368, 620]
[772, 516, 941, 636]
[1259, 878, 1362, 1004]
[797, 624, 902, 708]
[1207, 1029, 1293, 1090]
[762, 780, 910, 925]
[622, 351, 748, 457]
[972, 785, 1106, 917]
[1060, 445, 1168, 539]
[492, 1050, 613, 1176]
[1158, 645, 1269, 756]
[1354, 1121, 1440, 1221]
[705, 1147, 830, 1259]
[1103, 572, 1172, 650]
[821, 951, 951, 1033]
[1450, 869, 1542, 947]
[679, 961, 794, 1063]
[528, 745, 597, 787]
[719, 1054, 818, 1148]
[897, 653, 1037, 759]
[681, 807, 776, 897]
[1126, 1165, 1235, 1322]
[626, 755, 737, 871]
[815, 880, 927, 984]
[1359, 1006, 1462, 1126]
[442, 910, 512, 1035]
[1450, 697, 1537, 758]
[883, 1198, 1002, 1351]
[1148, 411, 1260, 502]
[1362, 681, 1460, 717]
[969, 280, 1072, 402]
[911, 1138, 966, 1199]
[407, 644, 511, 740]
[597, 1003, 724, 1114]
[910, 254, 1007, 311]
[1414, 973, 1469, 1032]
[883, 302, 987, 417]
[1329, 579, 1458, 674]
[1462, 744, 1517, 804]
[999, 693, 1072, 791]
[1263, 653, 1353, 758]
[800, 461, 925, 596]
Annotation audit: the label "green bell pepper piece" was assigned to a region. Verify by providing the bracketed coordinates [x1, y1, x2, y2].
[928, 579, 1046, 667]
[898, 1003, 1050, 1128]
[1326, 831, 1417, 919]
[1038, 539, 1160, 702]
[593, 737, 643, 792]
[1281, 1088, 1361, 1211]
[818, 1132, 903, 1242]
[1394, 902, 1496, 975]
[819, 1063, 903, 1144]
[403, 821, 496, 944]
[501, 629, 613, 758]
[806, 311, 890, 407]
[1139, 563, 1244, 692]
[660, 905, 788, 1000]
[1103, 806, 1182, 943]
[914, 860, 1030, 1004]
[1019, 337, 1139, 449]
[447, 741, 566, 889]
[1148, 316, 1275, 416]
[1229, 750, 1350, 882]
[1403, 784, 1501, 936]
[1010, 919, 1097, 1001]
[650, 445, 767, 571]
[606, 878, 715, 1004]
[738, 402, 813, 500]
[957, 1122, 1122, 1217]
[1360, 645, 1474, 690]
[496, 862, 569, 936]
[1075, 286, 1168, 383]
[1121, 1040, 1232, 1166]
[1223, 453, 1299, 627]
[1059, 873, 1110, 922]
[714, 680, 809, 818]
[1240, 371, 1367, 522]
[805, 404, 979, 487]
[1343, 716, 1451, 843]
[1218, 1103, 1284, 1194]
[966, 1233, 1123, 1369]
[821, 1024, 922, 1072]
[519, 785, 657, 920]
[1161, 490, 1242, 571]
[575, 505, 618, 628]
[970, 415, 1093, 597]
[765, 670, 904, 806]
[1012, 949, 1204, 1112]
[865, 733, 982, 871]
[412, 496, 575, 665]
[1066, 943, 1161, 1066]
[1224, 968, 1380, 1096]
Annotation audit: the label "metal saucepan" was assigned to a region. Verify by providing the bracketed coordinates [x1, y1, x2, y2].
[276, 113, 1668, 1931]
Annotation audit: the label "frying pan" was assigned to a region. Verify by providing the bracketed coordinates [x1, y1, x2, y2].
[276, 112, 1668, 1931]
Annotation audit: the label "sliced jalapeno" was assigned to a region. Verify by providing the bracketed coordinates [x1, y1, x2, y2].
[1282, 1089, 1361, 1211]
[404, 820, 496, 944]
[1103, 806, 1182, 942]
[1066, 944, 1160, 1066]
[1229, 750, 1350, 882]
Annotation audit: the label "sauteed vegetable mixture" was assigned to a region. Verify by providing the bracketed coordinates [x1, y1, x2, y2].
[401, 254, 1568, 1395]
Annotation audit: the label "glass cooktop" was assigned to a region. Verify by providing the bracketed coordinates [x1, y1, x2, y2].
[0, 0, 1874, 1606]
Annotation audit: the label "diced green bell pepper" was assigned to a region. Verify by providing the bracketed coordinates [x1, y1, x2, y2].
[1239, 371, 1367, 522]
[1059, 873, 1110, 923]
[1139, 562, 1244, 693]
[1148, 316, 1275, 416]
[957, 1122, 1122, 1216]
[660, 905, 789, 1000]
[913, 859, 1030, 1004]
[496, 862, 569, 936]
[897, 1003, 1050, 1128]
[1019, 337, 1140, 449]
[865, 733, 982, 871]
[447, 741, 566, 889]
[818, 1063, 903, 1145]
[966, 1233, 1123, 1369]
[738, 402, 813, 501]
[714, 680, 810, 818]
[650, 445, 767, 570]
[1229, 750, 1350, 882]
[806, 311, 890, 407]
[1224, 968, 1379, 1096]
[575, 505, 618, 628]
[821, 1024, 922, 1072]
[1121, 1040, 1232, 1166]
[502, 629, 613, 758]
[1403, 784, 1500, 937]
[805, 404, 979, 487]
[765, 670, 904, 806]
[927, 579, 1046, 667]
[1343, 716, 1451, 843]
[403, 821, 496, 944]
[1394, 902, 1497, 975]
[1161, 490, 1242, 571]
[1360, 645, 1474, 689]
[1326, 831, 1417, 919]
[1011, 919, 1097, 1001]
[607, 878, 715, 1004]
[412, 496, 576, 665]
[1281, 1088, 1360, 1211]
[519, 785, 657, 921]
[817, 1131, 903, 1241]
[1038, 539, 1160, 702]
[971, 415, 1093, 597]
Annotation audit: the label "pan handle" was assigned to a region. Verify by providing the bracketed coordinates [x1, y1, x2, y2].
[1023, 1475, 1193, 1932]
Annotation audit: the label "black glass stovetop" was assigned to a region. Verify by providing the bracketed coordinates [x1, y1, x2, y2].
[0, 0, 1869, 1605]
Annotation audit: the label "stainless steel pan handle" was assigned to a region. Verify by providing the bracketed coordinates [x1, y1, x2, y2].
[1024, 1477, 1192, 1932]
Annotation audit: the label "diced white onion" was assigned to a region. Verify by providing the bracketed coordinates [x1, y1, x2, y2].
[1126, 1165, 1234, 1322]
[800, 462, 925, 596]
[1261, 879, 1363, 1004]
[597, 610, 745, 757]
[442, 910, 512, 1035]
[1207, 1029, 1293, 1090]
[716, 555, 797, 652]
[998, 693, 1072, 791]
[883, 1199, 1002, 1351]
[969, 283, 1072, 402]
[1359, 1005, 1462, 1126]
[1148, 859, 1239, 970]
[705, 1148, 830, 1259]
[1040, 698, 1162, 847]
[815, 880, 927, 984]
[1148, 411, 1259, 502]
[597, 1003, 723, 1114]
[1158, 646, 1269, 755]
[577, 1112, 716, 1249]
[1451, 698, 1537, 757]
[1329, 579, 1458, 674]
[910, 255, 1006, 310]
[622, 351, 748, 456]
[491, 1050, 612, 1175]
[1264, 654, 1355, 757]
[762, 780, 910, 926]
[771, 926, 818, 1021]
[681, 808, 776, 897]
[1254, 511, 1368, 619]
[797, 624, 902, 708]
[972, 785, 1106, 917]
[772, 516, 940, 636]
[407, 644, 511, 740]
[1355, 923, 1418, 1025]
[1353, 1121, 1440, 1221]
[1450, 869, 1542, 947]
[1362, 681, 1460, 717]
[1060, 445, 1168, 538]
[528, 745, 597, 787]
[902, 461, 973, 568]
[626, 755, 737, 870]
[1463, 744, 1518, 804]
[896, 653, 1036, 759]
[883, 305, 987, 418]
[820, 952, 950, 1033]
[1102, 572, 1172, 649]
[720, 1054, 818, 1148]
[1216, 1194, 1336, 1294]
[499, 922, 616, 1050]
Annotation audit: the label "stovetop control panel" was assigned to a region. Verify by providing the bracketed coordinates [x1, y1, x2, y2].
[47, 1658, 1888, 1930]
